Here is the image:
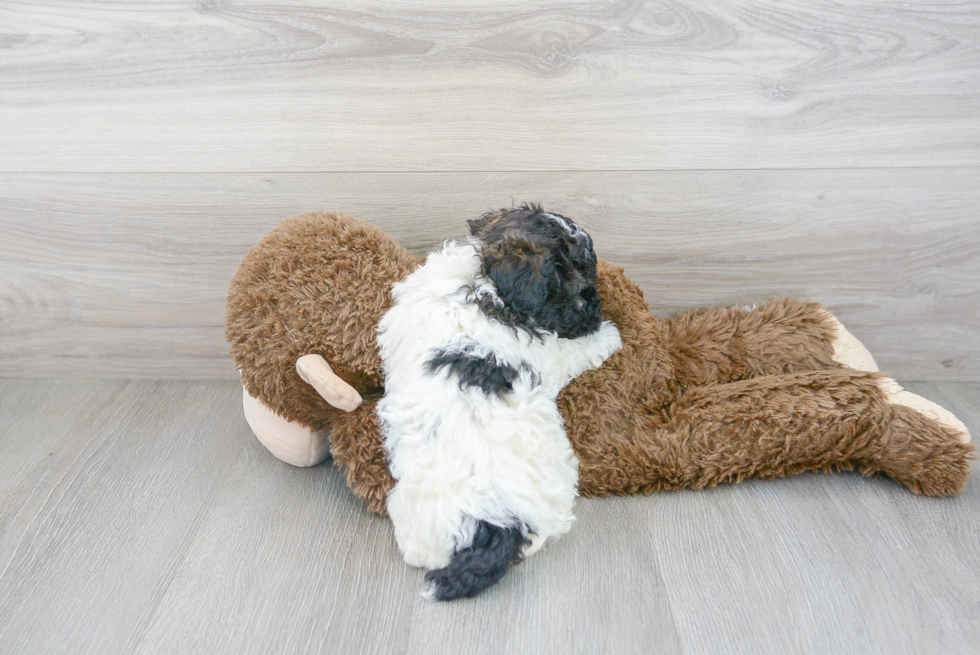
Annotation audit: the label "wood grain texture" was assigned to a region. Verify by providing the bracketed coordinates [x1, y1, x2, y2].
[131, 436, 419, 654]
[401, 496, 684, 655]
[0, 379, 976, 654]
[644, 381, 980, 655]
[0, 380, 247, 654]
[2, 170, 978, 380]
[1, 1, 979, 172]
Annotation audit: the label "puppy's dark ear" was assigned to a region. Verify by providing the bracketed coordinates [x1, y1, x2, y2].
[469, 209, 510, 237]
[483, 238, 553, 316]
[468, 213, 494, 237]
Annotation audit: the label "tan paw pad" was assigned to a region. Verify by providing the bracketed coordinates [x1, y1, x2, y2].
[821, 311, 879, 372]
[242, 385, 332, 466]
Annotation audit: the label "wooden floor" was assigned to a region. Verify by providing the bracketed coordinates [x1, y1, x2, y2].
[0, 378, 977, 654]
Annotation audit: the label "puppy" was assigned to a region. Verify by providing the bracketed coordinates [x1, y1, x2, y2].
[376, 205, 622, 600]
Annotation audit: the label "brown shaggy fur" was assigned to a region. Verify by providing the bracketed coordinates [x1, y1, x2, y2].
[227, 212, 975, 515]
[227, 212, 417, 431]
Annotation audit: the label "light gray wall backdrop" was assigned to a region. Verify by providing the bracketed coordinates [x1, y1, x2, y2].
[1, 1, 978, 380]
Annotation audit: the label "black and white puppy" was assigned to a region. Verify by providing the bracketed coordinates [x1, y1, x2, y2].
[376, 205, 622, 600]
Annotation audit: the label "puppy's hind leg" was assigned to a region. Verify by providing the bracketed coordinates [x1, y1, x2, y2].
[387, 483, 464, 570]
[422, 520, 530, 601]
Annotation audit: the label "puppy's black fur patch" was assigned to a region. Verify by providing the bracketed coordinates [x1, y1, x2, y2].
[424, 520, 530, 601]
[469, 204, 602, 339]
[426, 346, 519, 398]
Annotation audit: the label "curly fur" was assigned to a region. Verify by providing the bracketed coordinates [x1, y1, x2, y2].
[375, 209, 621, 599]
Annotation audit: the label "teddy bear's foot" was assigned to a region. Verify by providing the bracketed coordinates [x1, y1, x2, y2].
[241, 385, 332, 467]
[869, 377, 974, 496]
[820, 310, 879, 372]
[880, 378, 970, 444]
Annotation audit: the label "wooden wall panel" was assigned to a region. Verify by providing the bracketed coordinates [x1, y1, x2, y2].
[1, 170, 977, 380]
[0, 1, 978, 172]
[1, 2, 977, 380]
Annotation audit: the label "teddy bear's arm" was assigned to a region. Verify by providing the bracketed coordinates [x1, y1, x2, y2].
[296, 354, 363, 411]
[662, 298, 875, 389]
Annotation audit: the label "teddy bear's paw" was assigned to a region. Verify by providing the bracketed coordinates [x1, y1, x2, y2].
[880, 378, 971, 444]
[241, 385, 332, 466]
[821, 311, 879, 372]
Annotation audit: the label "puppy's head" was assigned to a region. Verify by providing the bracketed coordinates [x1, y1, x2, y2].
[468, 205, 602, 339]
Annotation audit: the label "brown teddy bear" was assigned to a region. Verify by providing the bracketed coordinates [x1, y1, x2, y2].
[226, 210, 974, 518]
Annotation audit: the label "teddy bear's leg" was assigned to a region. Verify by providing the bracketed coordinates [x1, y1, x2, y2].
[580, 370, 973, 498]
[866, 378, 973, 496]
[241, 384, 332, 467]
[664, 299, 877, 388]
[670, 371, 974, 496]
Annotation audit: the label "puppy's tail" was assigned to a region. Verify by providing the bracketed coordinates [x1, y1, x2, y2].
[423, 520, 530, 601]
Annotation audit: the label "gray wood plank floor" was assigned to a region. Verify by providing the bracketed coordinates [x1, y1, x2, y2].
[0, 378, 977, 654]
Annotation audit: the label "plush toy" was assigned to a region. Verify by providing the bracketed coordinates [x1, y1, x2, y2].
[226, 210, 974, 527]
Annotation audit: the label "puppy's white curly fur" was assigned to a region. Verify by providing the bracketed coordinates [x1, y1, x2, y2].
[377, 241, 622, 570]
